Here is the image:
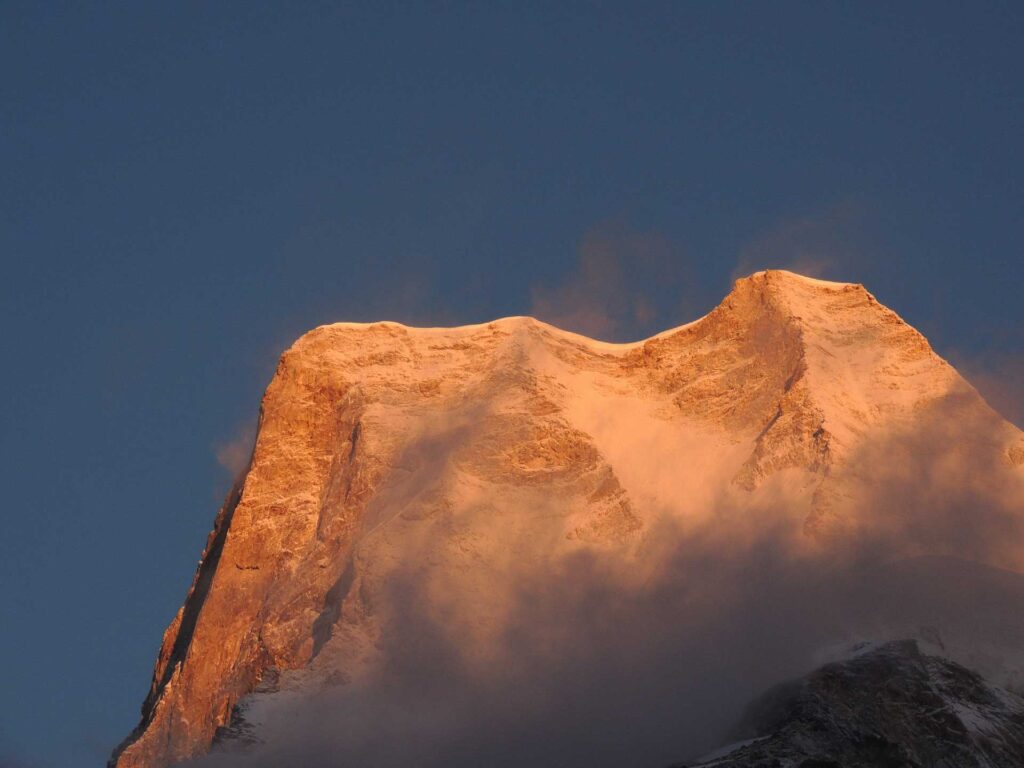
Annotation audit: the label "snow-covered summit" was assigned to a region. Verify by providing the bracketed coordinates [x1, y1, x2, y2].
[310, 270, 863, 340]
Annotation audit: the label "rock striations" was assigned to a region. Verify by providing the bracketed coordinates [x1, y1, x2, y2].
[111, 271, 1024, 768]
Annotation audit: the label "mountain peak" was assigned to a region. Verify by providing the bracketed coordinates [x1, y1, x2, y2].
[744, 267, 861, 289]
[727, 267, 874, 316]
[111, 274, 1024, 768]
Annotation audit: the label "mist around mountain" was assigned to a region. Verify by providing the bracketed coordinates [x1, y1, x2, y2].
[112, 271, 1024, 768]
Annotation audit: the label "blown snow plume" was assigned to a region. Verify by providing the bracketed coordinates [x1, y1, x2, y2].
[112, 271, 1024, 768]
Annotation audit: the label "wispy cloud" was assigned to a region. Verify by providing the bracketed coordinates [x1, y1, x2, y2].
[529, 220, 696, 341]
[732, 201, 874, 283]
[186, 388, 1024, 768]
[946, 350, 1024, 429]
[214, 421, 257, 478]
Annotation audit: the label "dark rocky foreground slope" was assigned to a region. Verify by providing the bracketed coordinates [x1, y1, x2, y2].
[684, 640, 1024, 768]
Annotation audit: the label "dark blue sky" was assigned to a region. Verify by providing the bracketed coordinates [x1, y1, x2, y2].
[2, 3, 1022, 765]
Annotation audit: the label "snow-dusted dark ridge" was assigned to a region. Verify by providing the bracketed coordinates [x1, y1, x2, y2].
[686, 640, 1024, 768]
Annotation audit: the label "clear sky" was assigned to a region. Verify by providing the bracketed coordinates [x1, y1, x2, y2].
[1, 3, 1022, 765]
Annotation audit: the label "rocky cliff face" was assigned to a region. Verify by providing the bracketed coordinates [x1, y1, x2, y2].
[686, 640, 1024, 768]
[111, 271, 1024, 768]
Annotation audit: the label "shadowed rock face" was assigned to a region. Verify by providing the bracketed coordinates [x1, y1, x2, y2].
[685, 640, 1024, 768]
[111, 271, 1024, 768]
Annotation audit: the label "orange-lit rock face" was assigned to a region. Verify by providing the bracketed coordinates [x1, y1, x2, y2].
[112, 271, 1024, 768]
